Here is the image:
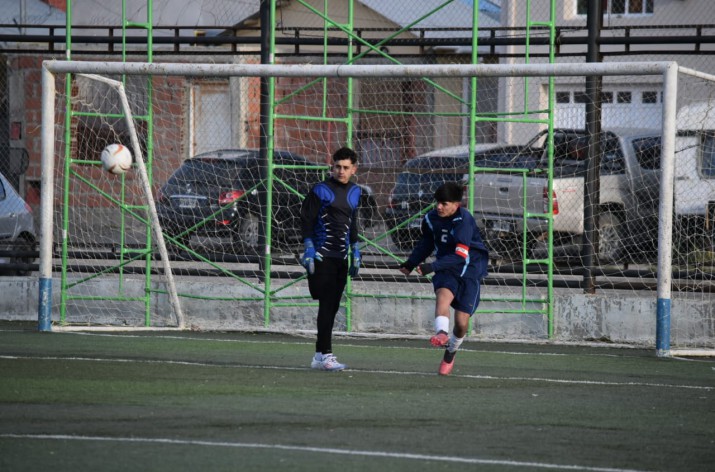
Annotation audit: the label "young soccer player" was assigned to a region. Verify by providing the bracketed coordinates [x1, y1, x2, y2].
[299, 147, 362, 371]
[398, 181, 488, 375]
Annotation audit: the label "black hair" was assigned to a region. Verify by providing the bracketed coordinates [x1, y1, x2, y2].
[434, 181, 463, 203]
[332, 147, 358, 165]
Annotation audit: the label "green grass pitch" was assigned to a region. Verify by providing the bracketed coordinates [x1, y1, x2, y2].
[0, 321, 713, 471]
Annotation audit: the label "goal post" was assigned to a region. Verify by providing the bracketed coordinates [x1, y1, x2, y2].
[40, 66, 186, 330]
[38, 59, 714, 355]
[79, 73, 186, 329]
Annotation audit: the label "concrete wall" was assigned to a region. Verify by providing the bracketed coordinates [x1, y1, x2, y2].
[1, 275, 713, 349]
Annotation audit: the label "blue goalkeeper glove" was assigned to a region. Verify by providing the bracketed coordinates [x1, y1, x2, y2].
[301, 239, 321, 275]
[349, 243, 361, 277]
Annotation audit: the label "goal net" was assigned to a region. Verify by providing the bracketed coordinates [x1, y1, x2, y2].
[39, 61, 714, 354]
[668, 67, 715, 356]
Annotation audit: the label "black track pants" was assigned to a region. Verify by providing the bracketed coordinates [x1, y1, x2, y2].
[307, 256, 348, 354]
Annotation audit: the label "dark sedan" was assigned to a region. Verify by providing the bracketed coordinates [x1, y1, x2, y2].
[156, 149, 376, 253]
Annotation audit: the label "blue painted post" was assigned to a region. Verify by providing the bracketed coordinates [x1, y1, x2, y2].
[38, 278, 52, 332]
[656, 298, 670, 356]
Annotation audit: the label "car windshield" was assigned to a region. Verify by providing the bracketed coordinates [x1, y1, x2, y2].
[168, 158, 258, 188]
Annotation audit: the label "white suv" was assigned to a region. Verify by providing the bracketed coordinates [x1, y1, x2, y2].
[0, 171, 36, 275]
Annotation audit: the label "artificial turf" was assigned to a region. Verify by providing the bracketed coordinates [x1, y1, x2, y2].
[1, 321, 713, 472]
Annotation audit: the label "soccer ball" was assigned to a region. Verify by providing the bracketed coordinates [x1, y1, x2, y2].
[100, 144, 132, 175]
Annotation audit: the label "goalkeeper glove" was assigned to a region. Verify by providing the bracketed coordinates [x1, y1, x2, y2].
[301, 239, 320, 275]
[349, 243, 361, 277]
[399, 261, 416, 273]
[418, 263, 434, 276]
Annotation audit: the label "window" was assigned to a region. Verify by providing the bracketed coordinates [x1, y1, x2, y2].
[617, 91, 631, 104]
[556, 92, 571, 104]
[577, 0, 653, 15]
[602, 136, 627, 174]
[702, 133, 715, 178]
[642, 91, 658, 104]
[562, 91, 611, 103]
[574, 92, 589, 104]
[631, 136, 661, 170]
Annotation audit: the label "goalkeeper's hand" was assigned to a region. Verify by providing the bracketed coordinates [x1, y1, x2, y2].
[417, 263, 433, 276]
[398, 261, 414, 275]
[301, 239, 321, 275]
[349, 243, 361, 277]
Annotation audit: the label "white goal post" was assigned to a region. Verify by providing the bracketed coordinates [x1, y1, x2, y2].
[39, 60, 707, 355]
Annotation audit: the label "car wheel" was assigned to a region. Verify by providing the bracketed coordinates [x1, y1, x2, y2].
[236, 213, 260, 248]
[12, 234, 36, 276]
[598, 211, 625, 264]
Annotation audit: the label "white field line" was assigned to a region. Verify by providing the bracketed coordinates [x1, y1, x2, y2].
[48, 326, 648, 351]
[0, 354, 711, 391]
[51, 330, 715, 363]
[0, 433, 653, 472]
[60, 330, 624, 358]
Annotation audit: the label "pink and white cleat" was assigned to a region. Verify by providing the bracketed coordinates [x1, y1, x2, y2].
[430, 330, 449, 347]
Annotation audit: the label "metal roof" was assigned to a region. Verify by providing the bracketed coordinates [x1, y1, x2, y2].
[0, 0, 65, 36]
[359, 0, 500, 37]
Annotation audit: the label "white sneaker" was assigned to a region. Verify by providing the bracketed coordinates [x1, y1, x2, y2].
[311, 353, 346, 371]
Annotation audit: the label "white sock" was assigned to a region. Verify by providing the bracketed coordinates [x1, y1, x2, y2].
[434, 315, 449, 334]
[448, 335, 464, 353]
[315, 352, 322, 361]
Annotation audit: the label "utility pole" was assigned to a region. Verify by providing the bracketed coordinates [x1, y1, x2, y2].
[583, 0, 603, 294]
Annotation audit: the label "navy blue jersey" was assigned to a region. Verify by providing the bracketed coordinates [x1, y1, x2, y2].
[301, 177, 361, 259]
[406, 207, 488, 280]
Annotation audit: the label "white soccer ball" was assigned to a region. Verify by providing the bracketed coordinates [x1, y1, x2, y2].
[100, 143, 133, 175]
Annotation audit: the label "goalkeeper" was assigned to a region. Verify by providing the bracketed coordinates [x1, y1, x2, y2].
[398, 182, 489, 376]
[299, 147, 362, 372]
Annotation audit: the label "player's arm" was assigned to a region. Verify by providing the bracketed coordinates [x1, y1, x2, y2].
[300, 188, 322, 274]
[400, 217, 435, 273]
[348, 186, 362, 277]
[300, 189, 321, 241]
[349, 186, 361, 245]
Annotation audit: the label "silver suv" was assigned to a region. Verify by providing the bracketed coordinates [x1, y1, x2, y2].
[0, 171, 37, 275]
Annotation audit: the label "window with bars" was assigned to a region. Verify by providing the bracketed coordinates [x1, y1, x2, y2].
[642, 91, 659, 104]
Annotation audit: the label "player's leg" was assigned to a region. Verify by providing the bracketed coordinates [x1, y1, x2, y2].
[430, 287, 455, 347]
[309, 257, 348, 371]
[439, 278, 481, 375]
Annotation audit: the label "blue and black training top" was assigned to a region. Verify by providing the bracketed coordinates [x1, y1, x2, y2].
[300, 177, 361, 260]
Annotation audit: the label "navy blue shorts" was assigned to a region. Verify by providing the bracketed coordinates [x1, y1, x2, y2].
[431, 271, 482, 315]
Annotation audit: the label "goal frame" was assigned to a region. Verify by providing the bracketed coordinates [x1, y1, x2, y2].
[39, 60, 681, 355]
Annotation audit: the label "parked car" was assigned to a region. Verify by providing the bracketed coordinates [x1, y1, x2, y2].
[156, 149, 377, 252]
[472, 128, 662, 262]
[384, 143, 515, 249]
[0, 170, 36, 275]
[673, 102, 715, 251]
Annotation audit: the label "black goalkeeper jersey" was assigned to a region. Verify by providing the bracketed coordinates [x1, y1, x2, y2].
[300, 177, 361, 259]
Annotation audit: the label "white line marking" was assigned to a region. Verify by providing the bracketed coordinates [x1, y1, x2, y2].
[1, 354, 711, 390]
[0, 433, 653, 472]
[60, 331, 628, 358]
